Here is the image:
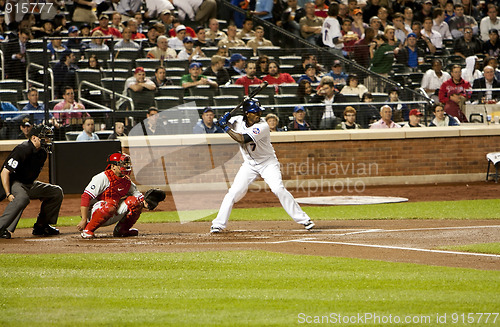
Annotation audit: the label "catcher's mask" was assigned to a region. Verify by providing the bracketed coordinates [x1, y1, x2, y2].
[106, 152, 132, 176]
[29, 125, 54, 153]
[242, 98, 264, 114]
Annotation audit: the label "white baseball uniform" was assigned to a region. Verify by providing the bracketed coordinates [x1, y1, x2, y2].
[321, 16, 342, 49]
[211, 115, 311, 230]
[83, 172, 144, 226]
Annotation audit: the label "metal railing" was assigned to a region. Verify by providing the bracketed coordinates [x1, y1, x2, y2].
[78, 80, 134, 111]
[26, 62, 55, 99]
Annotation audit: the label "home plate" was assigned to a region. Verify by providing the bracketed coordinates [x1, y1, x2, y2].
[296, 196, 409, 205]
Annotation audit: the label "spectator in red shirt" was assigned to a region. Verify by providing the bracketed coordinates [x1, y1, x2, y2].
[262, 60, 296, 92]
[128, 18, 146, 40]
[235, 61, 263, 95]
[438, 64, 471, 105]
[92, 14, 122, 39]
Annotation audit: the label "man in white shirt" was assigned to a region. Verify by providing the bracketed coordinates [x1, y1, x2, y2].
[480, 4, 500, 41]
[432, 8, 452, 40]
[421, 17, 443, 50]
[421, 59, 451, 101]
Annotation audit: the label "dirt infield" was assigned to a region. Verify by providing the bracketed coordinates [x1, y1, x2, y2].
[0, 182, 499, 271]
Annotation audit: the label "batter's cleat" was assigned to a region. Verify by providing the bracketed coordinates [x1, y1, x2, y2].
[113, 226, 139, 237]
[210, 226, 222, 234]
[0, 230, 11, 239]
[81, 230, 95, 239]
[32, 223, 60, 236]
[304, 220, 315, 230]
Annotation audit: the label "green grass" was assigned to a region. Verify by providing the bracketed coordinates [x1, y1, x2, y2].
[0, 251, 499, 327]
[16, 199, 500, 229]
[440, 242, 500, 255]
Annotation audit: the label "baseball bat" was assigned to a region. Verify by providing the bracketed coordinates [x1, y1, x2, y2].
[229, 81, 269, 116]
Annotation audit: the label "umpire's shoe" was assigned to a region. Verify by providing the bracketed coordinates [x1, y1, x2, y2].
[0, 230, 11, 239]
[32, 223, 60, 236]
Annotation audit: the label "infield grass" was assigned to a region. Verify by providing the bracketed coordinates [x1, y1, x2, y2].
[16, 198, 500, 228]
[0, 251, 499, 327]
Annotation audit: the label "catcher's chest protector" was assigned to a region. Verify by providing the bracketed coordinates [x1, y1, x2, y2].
[103, 170, 131, 202]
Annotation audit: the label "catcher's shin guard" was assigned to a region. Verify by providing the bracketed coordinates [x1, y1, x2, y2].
[85, 201, 118, 233]
[114, 196, 142, 237]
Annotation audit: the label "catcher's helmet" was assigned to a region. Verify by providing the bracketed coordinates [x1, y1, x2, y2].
[242, 98, 264, 114]
[106, 152, 132, 176]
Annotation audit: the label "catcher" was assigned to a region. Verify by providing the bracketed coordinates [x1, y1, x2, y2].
[77, 152, 165, 239]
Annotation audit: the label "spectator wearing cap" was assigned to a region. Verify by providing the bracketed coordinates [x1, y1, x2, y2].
[336, 106, 361, 130]
[483, 28, 500, 58]
[127, 18, 146, 40]
[177, 36, 206, 61]
[193, 107, 223, 134]
[480, 4, 500, 42]
[65, 26, 85, 52]
[32, 20, 54, 39]
[123, 67, 157, 99]
[168, 18, 197, 38]
[246, 26, 274, 55]
[297, 64, 319, 84]
[218, 24, 246, 48]
[206, 18, 227, 42]
[115, 0, 142, 22]
[414, 0, 434, 24]
[17, 119, 32, 140]
[92, 14, 122, 39]
[168, 25, 188, 50]
[72, 0, 98, 25]
[395, 32, 426, 69]
[288, 106, 312, 131]
[114, 27, 141, 50]
[403, 109, 425, 128]
[326, 60, 348, 87]
[235, 61, 263, 95]
[194, 26, 215, 47]
[181, 62, 218, 94]
[262, 60, 296, 86]
[80, 24, 92, 37]
[351, 8, 368, 38]
[147, 35, 177, 60]
[227, 53, 247, 77]
[160, 10, 174, 32]
[369, 105, 402, 129]
[428, 103, 460, 126]
[53, 50, 79, 97]
[142, 24, 160, 49]
[203, 55, 230, 85]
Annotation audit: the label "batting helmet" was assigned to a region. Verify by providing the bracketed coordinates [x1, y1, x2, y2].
[106, 152, 132, 176]
[242, 98, 264, 114]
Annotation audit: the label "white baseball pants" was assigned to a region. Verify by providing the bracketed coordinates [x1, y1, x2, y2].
[212, 160, 311, 229]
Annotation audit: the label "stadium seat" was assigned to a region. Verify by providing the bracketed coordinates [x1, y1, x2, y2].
[103, 68, 132, 79]
[0, 79, 24, 101]
[279, 56, 302, 66]
[0, 90, 19, 104]
[135, 58, 162, 69]
[279, 83, 299, 95]
[155, 96, 181, 110]
[108, 59, 134, 71]
[228, 47, 253, 59]
[165, 59, 189, 70]
[219, 84, 245, 99]
[113, 49, 140, 61]
[165, 67, 187, 77]
[76, 69, 103, 88]
[184, 95, 210, 107]
[157, 85, 185, 100]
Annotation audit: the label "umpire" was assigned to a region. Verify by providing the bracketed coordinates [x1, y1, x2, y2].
[0, 125, 63, 239]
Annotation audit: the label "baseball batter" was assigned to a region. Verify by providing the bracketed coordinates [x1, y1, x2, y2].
[77, 153, 146, 239]
[211, 98, 315, 233]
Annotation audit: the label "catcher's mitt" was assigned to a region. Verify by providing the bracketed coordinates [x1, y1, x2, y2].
[144, 188, 166, 210]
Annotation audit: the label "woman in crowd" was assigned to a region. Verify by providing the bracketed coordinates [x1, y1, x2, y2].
[296, 80, 314, 103]
[340, 74, 369, 99]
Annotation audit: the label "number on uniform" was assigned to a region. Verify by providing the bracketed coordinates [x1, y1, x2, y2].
[7, 158, 18, 169]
